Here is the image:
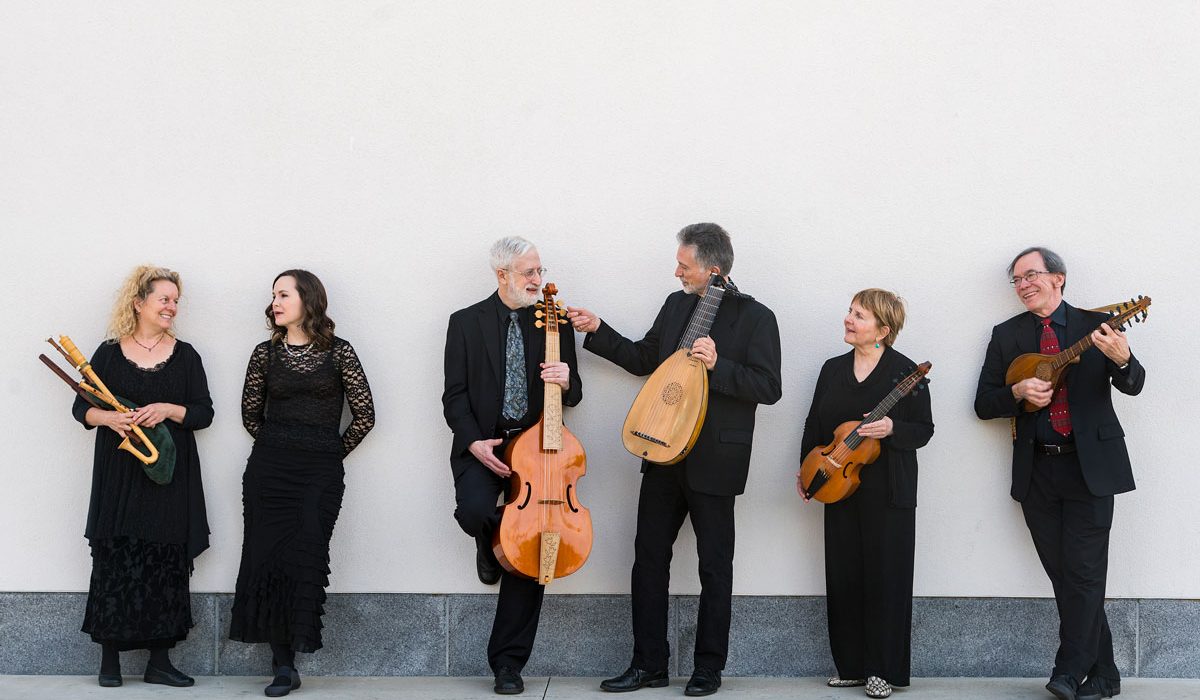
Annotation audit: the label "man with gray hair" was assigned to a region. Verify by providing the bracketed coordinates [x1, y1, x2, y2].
[568, 223, 782, 697]
[975, 246, 1145, 700]
[442, 236, 583, 694]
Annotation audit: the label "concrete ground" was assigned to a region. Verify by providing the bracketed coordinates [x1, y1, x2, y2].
[2, 676, 1199, 699]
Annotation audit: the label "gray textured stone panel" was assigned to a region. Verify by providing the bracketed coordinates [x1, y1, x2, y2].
[1139, 599, 1200, 678]
[447, 594, 498, 676]
[911, 598, 1136, 678]
[2, 593, 1197, 677]
[677, 595, 832, 676]
[215, 593, 446, 676]
[0, 593, 215, 676]
[523, 594, 665, 677]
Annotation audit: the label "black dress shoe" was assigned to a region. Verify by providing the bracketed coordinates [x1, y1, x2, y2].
[477, 540, 502, 585]
[684, 667, 721, 697]
[1078, 676, 1121, 700]
[265, 665, 301, 697]
[494, 666, 524, 695]
[97, 672, 122, 687]
[600, 666, 669, 692]
[1046, 674, 1078, 700]
[144, 663, 195, 687]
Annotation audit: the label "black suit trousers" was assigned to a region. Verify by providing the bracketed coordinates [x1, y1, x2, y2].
[1020, 452, 1118, 683]
[631, 462, 736, 672]
[453, 460, 545, 673]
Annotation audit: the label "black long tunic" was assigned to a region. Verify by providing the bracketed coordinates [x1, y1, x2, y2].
[800, 346, 933, 686]
[71, 340, 213, 647]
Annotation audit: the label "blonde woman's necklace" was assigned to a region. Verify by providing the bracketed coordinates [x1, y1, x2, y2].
[132, 332, 166, 352]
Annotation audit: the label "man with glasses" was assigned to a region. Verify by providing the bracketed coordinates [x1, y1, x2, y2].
[974, 246, 1145, 700]
[567, 223, 782, 697]
[442, 236, 582, 695]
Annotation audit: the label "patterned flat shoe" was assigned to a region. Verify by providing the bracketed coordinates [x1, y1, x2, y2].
[865, 676, 892, 699]
[827, 676, 866, 687]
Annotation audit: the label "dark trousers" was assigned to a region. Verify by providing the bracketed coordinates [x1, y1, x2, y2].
[453, 460, 546, 673]
[823, 472, 915, 686]
[630, 462, 736, 672]
[1020, 452, 1118, 683]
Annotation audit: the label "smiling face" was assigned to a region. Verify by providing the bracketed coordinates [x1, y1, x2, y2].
[271, 275, 306, 329]
[1012, 251, 1065, 317]
[497, 248, 543, 309]
[134, 280, 180, 335]
[843, 301, 887, 350]
[675, 244, 717, 296]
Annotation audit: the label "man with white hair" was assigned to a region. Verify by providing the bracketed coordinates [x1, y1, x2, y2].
[442, 236, 583, 695]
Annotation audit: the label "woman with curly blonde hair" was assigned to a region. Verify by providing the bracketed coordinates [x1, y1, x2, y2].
[72, 265, 212, 688]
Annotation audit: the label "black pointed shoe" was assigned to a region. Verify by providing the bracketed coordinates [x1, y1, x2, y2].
[477, 540, 502, 585]
[97, 672, 122, 687]
[265, 665, 301, 697]
[1078, 676, 1121, 700]
[600, 666, 669, 692]
[1046, 674, 1079, 700]
[143, 663, 194, 687]
[684, 667, 721, 697]
[494, 666, 524, 695]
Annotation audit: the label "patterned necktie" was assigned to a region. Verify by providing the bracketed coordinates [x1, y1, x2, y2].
[502, 311, 527, 420]
[1039, 317, 1072, 437]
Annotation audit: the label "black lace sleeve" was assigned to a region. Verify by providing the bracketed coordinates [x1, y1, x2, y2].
[241, 342, 270, 439]
[334, 339, 375, 456]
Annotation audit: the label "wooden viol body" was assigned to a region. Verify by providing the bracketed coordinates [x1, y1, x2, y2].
[799, 361, 931, 504]
[493, 284, 592, 585]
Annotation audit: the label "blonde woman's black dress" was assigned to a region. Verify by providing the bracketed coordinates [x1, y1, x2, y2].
[229, 337, 374, 653]
[71, 341, 212, 650]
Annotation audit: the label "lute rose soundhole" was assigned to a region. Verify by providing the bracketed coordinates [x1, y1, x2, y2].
[661, 382, 684, 405]
[1035, 363, 1053, 382]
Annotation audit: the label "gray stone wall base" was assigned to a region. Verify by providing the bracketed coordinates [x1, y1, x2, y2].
[1, 593, 1197, 678]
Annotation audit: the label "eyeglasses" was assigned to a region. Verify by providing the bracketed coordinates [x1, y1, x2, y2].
[508, 267, 547, 280]
[1009, 270, 1052, 286]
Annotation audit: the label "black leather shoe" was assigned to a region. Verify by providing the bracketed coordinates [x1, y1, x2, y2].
[1078, 676, 1121, 700]
[97, 672, 122, 687]
[494, 666, 524, 695]
[144, 663, 194, 687]
[684, 667, 721, 697]
[1046, 674, 1078, 700]
[477, 540, 502, 585]
[265, 665, 301, 697]
[600, 666, 669, 692]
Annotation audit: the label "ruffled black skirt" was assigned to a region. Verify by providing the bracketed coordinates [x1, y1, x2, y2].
[229, 444, 345, 653]
[83, 536, 193, 649]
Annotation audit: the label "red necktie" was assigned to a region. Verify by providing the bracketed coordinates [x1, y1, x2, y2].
[1039, 317, 1072, 437]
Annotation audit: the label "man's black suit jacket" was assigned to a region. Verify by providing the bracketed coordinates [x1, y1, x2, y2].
[974, 301, 1146, 501]
[442, 292, 583, 478]
[584, 289, 782, 497]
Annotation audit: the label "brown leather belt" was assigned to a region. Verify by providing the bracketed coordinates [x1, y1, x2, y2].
[1036, 443, 1076, 456]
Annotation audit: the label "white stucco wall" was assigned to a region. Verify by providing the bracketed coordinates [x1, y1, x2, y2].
[2, 2, 1196, 599]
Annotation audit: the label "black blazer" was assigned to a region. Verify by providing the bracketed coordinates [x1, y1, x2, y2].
[974, 301, 1146, 500]
[584, 289, 782, 496]
[442, 292, 583, 478]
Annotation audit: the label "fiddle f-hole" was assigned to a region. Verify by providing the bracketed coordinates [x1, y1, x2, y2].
[517, 482, 532, 510]
[566, 484, 579, 513]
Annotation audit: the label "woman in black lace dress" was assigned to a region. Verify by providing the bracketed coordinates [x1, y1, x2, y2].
[73, 265, 212, 688]
[229, 269, 375, 697]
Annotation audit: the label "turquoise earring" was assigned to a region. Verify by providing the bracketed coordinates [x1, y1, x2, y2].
[875, 342, 880, 349]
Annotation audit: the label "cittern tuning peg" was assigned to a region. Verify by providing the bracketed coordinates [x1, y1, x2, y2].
[535, 320, 544, 328]
[534, 310, 544, 318]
